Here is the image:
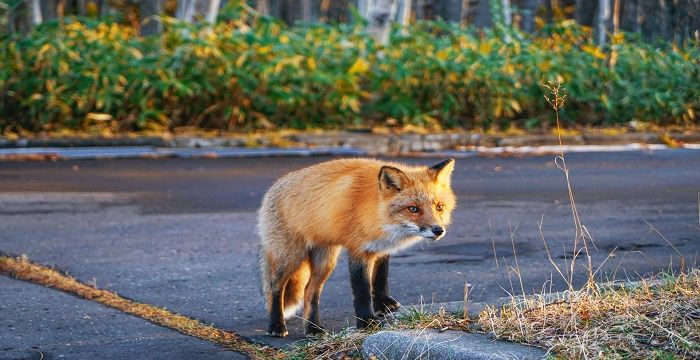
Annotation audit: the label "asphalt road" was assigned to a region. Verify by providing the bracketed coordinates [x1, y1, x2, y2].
[1, 150, 699, 358]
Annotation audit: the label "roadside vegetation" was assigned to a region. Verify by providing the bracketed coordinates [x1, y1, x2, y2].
[286, 271, 700, 359]
[1, 2, 699, 135]
[286, 82, 700, 359]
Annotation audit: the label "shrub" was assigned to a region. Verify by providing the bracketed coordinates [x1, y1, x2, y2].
[1, 3, 698, 133]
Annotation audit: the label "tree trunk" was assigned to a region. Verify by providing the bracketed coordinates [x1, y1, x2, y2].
[619, 0, 638, 33]
[206, 0, 221, 23]
[460, 0, 472, 25]
[520, 0, 539, 32]
[41, 0, 58, 22]
[474, 0, 492, 27]
[612, 0, 619, 34]
[301, 0, 312, 22]
[357, 0, 369, 19]
[595, 0, 610, 45]
[98, 0, 110, 18]
[139, 0, 163, 35]
[77, 0, 86, 15]
[575, 0, 596, 26]
[502, 0, 511, 26]
[256, 0, 270, 15]
[31, 0, 43, 25]
[363, 0, 399, 44]
[399, 0, 412, 26]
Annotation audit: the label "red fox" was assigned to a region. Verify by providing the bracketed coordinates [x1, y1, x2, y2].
[258, 158, 456, 337]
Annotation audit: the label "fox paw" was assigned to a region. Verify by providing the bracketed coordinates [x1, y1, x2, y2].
[305, 323, 326, 337]
[266, 323, 288, 338]
[374, 296, 401, 315]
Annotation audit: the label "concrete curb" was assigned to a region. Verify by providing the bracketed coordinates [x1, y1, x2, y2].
[1, 131, 699, 161]
[362, 330, 547, 360]
[0, 146, 368, 161]
[361, 301, 548, 359]
[2, 131, 699, 153]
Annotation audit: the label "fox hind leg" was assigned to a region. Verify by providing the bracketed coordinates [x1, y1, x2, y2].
[262, 245, 309, 338]
[303, 246, 341, 336]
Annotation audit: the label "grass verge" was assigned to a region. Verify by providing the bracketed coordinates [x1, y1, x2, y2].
[481, 271, 700, 359]
[287, 271, 700, 359]
[0, 254, 282, 360]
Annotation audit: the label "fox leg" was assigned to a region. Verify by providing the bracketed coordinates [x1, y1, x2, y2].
[263, 246, 308, 338]
[349, 255, 379, 329]
[372, 255, 401, 315]
[267, 277, 288, 337]
[303, 246, 340, 336]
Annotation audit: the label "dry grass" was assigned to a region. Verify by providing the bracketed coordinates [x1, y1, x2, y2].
[285, 328, 370, 360]
[479, 271, 700, 359]
[284, 306, 476, 359]
[0, 255, 282, 360]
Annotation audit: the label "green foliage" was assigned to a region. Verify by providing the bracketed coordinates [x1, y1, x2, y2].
[1, 2, 698, 133]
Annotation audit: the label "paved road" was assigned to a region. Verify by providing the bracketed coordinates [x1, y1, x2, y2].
[1, 150, 699, 357]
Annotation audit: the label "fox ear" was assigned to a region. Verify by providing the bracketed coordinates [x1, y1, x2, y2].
[429, 159, 455, 184]
[379, 166, 407, 193]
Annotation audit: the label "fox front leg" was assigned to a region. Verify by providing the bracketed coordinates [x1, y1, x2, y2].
[372, 255, 401, 315]
[348, 256, 379, 329]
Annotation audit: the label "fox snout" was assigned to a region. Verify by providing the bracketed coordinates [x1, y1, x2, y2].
[420, 225, 446, 240]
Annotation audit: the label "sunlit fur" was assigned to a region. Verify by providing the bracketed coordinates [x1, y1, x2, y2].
[258, 158, 456, 324]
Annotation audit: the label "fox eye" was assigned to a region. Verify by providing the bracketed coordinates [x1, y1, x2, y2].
[436, 204, 444, 212]
[408, 206, 420, 213]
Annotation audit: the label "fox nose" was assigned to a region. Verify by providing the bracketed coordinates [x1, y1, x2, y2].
[432, 226, 444, 237]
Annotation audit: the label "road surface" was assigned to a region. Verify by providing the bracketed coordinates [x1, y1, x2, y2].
[1, 150, 699, 358]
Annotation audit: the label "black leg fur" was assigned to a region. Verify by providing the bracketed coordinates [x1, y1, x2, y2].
[349, 256, 378, 329]
[267, 289, 288, 337]
[372, 255, 401, 315]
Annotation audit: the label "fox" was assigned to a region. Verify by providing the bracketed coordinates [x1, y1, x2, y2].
[258, 158, 456, 337]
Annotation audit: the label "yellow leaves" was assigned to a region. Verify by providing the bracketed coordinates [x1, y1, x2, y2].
[503, 63, 516, 75]
[235, 54, 248, 67]
[436, 49, 450, 61]
[582, 44, 606, 60]
[256, 45, 272, 55]
[348, 58, 370, 74]
[479, 42, 492, 55]
[54, 60, 69, 75]
[86, 113, 113, 121]
[37, 43, 54, 59]
[611, 32, 625, 45]
[273, 55, 304, 74]
[306, 57, 316, 70]
[340, 95, 361, 112]
[129, 48, 143, 60]
[279, 35, 289, 44]
[45, 79, 56, 92]
[509, 100, 522, 113]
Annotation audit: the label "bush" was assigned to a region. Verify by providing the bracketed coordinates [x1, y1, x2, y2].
[1, 3, 698, 134]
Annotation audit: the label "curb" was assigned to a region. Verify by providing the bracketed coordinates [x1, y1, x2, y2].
[2, 131, 699, 152]
[0, 146, 368, 161]
[362, 301, 548, 359]
[362, 330, 547, 360]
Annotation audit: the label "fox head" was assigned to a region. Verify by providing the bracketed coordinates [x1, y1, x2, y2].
[371, 159, 456, 253]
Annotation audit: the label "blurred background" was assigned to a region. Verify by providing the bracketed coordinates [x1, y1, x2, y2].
[1, 0, 698, 135]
